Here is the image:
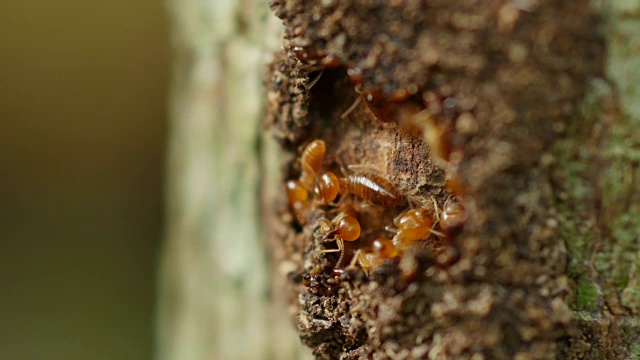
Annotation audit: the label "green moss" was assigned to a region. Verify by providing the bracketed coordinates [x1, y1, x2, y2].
[621, 285, 640, 310]
[553, 80, 605, 279]
[555, 78, 640, 316]
[631, 343, 640, 360]
[601, 3, 640, 315]
[573, 277, 601, 311]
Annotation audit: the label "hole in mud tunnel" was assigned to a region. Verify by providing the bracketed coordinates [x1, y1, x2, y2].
[288, 66, 459, 279]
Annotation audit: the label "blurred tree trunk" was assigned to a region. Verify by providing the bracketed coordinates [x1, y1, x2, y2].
[567, 1, 640, 356]
[157, 0, 640, 359]
[156, 1, 310, 359]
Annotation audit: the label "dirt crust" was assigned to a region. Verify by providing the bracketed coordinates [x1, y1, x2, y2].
[264, 1, 605, 359]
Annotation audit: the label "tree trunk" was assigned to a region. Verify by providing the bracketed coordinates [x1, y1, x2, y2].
[159, 0, 640, 359]
[157, 1, 310, 359]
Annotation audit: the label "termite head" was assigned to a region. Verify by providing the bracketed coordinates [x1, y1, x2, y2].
[372, 237, 399, 259]
[292, 45, 326, 65]
[347, 66, 364, 85]
[314, 171, 340, 204]
[393, 208, 434, 235]
[441, 198, 466, 231]
[392, 208, 438, 250]
[329, 215, 361, 241]
[363, 89, 422, 129]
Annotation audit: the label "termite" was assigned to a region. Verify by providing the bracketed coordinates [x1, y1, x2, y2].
[339, 172, 402, 206]
[286, 180, 308, 206]
[349, 237, 399, 275]
[286, 180, 311, 224]
[292, 46, 325, 66]
[419, 112, 466, 195]
[347, 66, 364, 85]
[299, 140, 326, 189]
[332, 203, 358, 220]
[391, 207, 443, 250]
[292, 200, 312, 225]
[314, 171, 340, 204]
[423, 115, 452, 163]
[440, 197, 466, 231]
[321, 215, 361, 267]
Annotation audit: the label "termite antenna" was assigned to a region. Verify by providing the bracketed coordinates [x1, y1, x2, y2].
[393, 208, 410, 225]
[340, 95, 362, 119]
[346, 163, 378, 173]
[335, 157, 348, 177]
[334, 240, 346, 268]
[306, 69, 324, 90]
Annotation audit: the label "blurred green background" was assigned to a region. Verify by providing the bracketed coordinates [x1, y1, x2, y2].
[0, 1, 168, 359]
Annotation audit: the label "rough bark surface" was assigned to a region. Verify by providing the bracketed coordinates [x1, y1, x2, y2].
[158, 1, 310, 359]
[264, 1, 639, 359]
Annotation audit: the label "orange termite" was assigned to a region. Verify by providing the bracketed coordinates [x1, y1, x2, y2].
[362, 88, 422, 127]
[286, 180, 311, 224]
[339, 172, 402, 206]
[314, 171, 340, 203]
[332, 203, 358, 220]
[292, 46, 326, 65]
[321, 215, 361, 267]
[292, 200, 312, 225]
[445, 171, 464, 195]
[372, 237, 399, 259]
[320, 53, 341, 68]
[391, 208, 441, 250]
[347, 66, 364, 85]
[329, 216, 361, 242]
[349, 237, 399, 275]
[424, 116, 452, 162]
[363, 89, 395, 123]
[299, 140, 326, 189]
[440, 198, 466, 231]
[286, 180, 308, 206]
[420, 111, 467, 196]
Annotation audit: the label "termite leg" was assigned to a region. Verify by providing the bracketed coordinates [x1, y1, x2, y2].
[431, 196, 440, 223]
[348, 249, 371, 276]
[429, 228, 446, 238]
[340, 96, 362, 119]
[335, 157, 348, 177]
[321, 237, 344, 254]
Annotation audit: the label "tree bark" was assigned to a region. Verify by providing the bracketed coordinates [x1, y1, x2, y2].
[158, 0, 640, 359]
[263, 0, 640, 359]
[157, 1, 310, 359]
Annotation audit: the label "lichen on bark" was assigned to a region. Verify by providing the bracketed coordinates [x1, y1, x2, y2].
[549, 1, 640, 358]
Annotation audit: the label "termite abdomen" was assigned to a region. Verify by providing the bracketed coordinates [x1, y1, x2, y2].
[339, 173, 402, 206]
[299, 140, 326, 188]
